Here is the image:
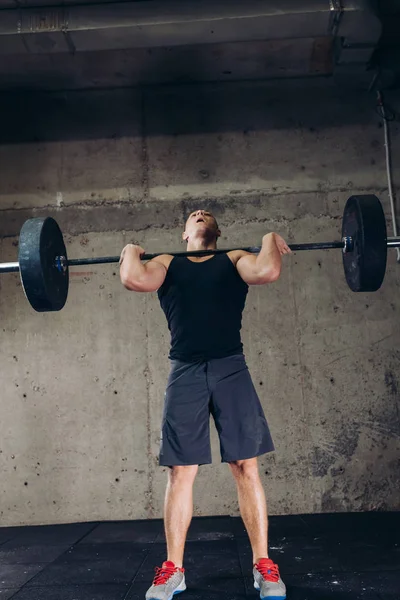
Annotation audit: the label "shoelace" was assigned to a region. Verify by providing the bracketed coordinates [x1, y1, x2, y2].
[255, 559, 280, 583]
[153, 564, 179, 586]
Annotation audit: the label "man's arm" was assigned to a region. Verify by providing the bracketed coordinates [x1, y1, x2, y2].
[235, 233, 291, 285]
[119, 244, 171, 292]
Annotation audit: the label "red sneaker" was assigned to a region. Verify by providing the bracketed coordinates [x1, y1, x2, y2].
[145, 561, 186, 600]
[253, 558, 286, 599]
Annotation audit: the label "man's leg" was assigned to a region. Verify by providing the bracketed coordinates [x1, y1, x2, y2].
[145, 465, 198, 599]
[230, 457, 286, 599]
[210, 355, 285, 598]
[229, 457, 269, 563]
[160, 361, 210, 568]
[146, 359, 210, 599]
[164, 465, 198, 567]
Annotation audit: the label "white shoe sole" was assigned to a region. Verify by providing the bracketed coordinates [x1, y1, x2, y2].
[254, 580, 286, 599]
[147, 582, 186, 600]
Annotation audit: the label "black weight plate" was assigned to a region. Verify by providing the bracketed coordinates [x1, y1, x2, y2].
[18, 217, 69, 312]
[342, 195, 387, 292]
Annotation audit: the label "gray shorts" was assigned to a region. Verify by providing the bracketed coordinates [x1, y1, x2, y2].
[159, 354, 275, 466]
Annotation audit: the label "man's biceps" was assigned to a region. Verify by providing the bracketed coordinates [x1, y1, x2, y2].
[144, 262, 167, 289]
[236, 254, 256, 273]
[148, 258, 167, 272]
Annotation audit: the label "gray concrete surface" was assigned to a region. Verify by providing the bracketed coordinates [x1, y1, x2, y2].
[0, 80, 399, 526]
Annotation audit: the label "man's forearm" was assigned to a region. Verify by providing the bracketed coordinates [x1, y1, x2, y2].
[254, 233, 282, 278]
[120, 245, 167, 292]
[120, 247, 147, 285]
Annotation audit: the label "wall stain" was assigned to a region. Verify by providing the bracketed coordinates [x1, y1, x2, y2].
[385, 369, 398, 397]
[310, 422, 360, 478]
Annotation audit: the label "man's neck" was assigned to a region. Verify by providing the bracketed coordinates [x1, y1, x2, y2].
[186, 239, 217, 253]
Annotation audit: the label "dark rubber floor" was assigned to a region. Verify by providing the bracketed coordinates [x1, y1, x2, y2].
[0, 512, 398, 599]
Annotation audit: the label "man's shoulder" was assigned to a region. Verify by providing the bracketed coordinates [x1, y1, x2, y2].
[227, 249, 251, 266]
[150, 254, 174, 269]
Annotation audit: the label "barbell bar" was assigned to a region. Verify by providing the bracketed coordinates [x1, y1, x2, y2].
[0, 194, 398, 312]
[0, 240, 352, 275]
[2, 237, 400, 273]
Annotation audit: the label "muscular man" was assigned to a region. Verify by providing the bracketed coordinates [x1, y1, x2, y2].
[120, 210, 291, 600]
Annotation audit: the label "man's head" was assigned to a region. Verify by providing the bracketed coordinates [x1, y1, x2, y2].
[183, 210, 221, 245]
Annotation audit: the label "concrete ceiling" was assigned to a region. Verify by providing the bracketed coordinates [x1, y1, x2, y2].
[0, 0, 395, 92]
[0, 0, 113, 4]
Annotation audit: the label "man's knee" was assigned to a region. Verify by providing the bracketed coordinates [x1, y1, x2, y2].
[168, 464, 199, 485]
[229, 457, 259, 480]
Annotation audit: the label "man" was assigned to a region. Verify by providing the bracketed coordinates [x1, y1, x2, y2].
[120, 210, 291, 600]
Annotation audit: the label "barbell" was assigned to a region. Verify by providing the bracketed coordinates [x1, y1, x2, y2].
[0, 194, 398, 313]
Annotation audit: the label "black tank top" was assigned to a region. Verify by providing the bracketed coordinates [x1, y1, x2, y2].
[157, 254, 248, 362]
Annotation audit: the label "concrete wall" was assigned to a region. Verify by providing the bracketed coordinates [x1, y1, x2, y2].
[0, 80, 399, 526]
